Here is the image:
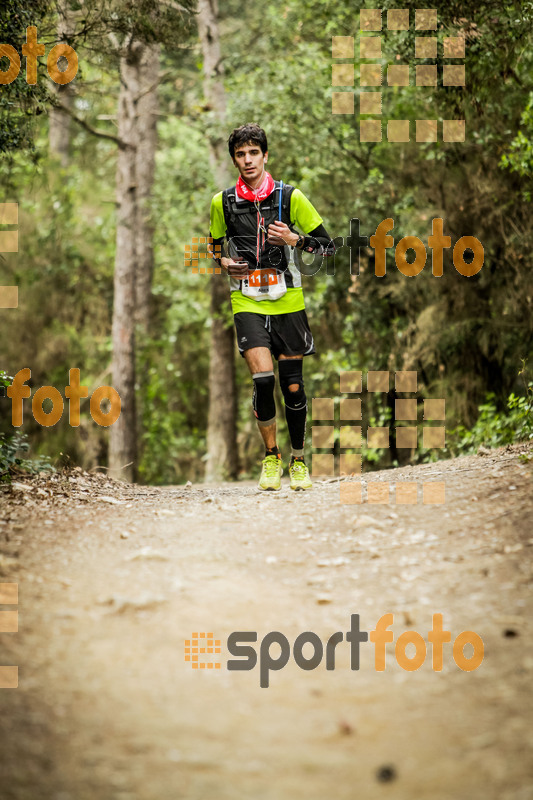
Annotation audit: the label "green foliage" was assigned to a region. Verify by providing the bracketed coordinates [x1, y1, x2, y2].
[0, 431, 55, 482]
[0, 0, 51, 155]
[0, 371, 55, 481]
[500, 92, 533, 200]
[448, 380, 533, 455]
[2, 0, 533, 482]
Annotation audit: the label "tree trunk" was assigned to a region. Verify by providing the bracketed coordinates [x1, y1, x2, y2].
[133, 44, 159, 468]
[135, 44, 159, 333]
[109, 41, 143, 482]
[198, 0, 238, 482]
[109, 37, 159, 482]
[48, 1, 76, 166]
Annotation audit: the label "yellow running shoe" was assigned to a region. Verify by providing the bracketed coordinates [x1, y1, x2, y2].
[289, 459, 312, 491]
[258, 454, 283, 491]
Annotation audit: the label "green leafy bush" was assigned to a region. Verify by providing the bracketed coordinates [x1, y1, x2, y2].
[448, 382, 533, 455]
[0, 370, 55, 482]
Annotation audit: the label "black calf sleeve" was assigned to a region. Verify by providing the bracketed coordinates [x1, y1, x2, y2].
[278, 359, 307, 453]
[279, 359, 306, 407]
[252, 371, 276, 426]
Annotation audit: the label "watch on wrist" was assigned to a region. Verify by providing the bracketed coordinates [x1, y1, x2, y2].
[295, 234, 305, 249]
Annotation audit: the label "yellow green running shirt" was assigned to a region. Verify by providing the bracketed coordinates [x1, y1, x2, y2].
[209, 187, 323, 315]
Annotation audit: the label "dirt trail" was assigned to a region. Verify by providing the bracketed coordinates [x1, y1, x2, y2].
[0, 444, 532, 800]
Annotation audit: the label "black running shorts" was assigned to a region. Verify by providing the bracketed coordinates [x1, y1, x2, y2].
[234, 310, 316, 359]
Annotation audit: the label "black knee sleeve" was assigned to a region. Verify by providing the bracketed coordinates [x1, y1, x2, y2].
[279, 359, 307, 453]
[252, 371, 276, 426]
[278, 359, 306, 410]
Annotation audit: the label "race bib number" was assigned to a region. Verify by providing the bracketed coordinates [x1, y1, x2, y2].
[242, 268, 287, 300]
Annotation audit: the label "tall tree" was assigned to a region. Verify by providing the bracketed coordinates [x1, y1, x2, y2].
[197, 0, 238, 482]
[48, 0, 77, 166]
[134, 43, 159, 333]
[109, 36, 161, 481]
[47, 0, 194, 481]
[109, 36, 143, 481]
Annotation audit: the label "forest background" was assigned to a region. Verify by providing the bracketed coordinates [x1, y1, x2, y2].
[0, 0, 532, 485]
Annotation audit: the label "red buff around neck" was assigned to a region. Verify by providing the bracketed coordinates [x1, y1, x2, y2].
[236, 171, 275, 202]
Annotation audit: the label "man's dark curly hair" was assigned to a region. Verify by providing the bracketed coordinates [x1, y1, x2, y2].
[228, 123, 268, 158]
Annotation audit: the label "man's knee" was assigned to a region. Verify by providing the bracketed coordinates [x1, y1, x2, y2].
[278, 360, 306, 410]
[252, 371, 276, 426]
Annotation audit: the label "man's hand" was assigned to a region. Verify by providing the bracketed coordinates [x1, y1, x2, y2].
[267, 222, 299, 247]
[222, 256, 252, 279]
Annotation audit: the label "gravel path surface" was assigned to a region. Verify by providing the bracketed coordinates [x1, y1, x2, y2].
[0, 444, 532, 800]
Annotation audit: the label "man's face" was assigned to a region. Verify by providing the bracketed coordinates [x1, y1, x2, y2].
[232, 141, 268, 184]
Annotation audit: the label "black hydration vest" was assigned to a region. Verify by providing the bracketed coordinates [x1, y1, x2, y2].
[222, 181, 295, 276]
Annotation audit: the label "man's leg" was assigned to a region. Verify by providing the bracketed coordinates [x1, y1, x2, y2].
[244, 346, 283, 490]
[278, 354, 306, 457]
[278, 354, 312, 490]
[244, 346, 277, 451]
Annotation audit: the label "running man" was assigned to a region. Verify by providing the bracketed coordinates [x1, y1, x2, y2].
[209, 123, 334, 491]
